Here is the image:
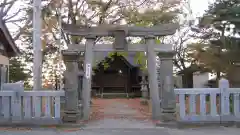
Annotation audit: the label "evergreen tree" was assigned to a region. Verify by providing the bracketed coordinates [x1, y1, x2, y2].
[9, 57, 29, 83]
[189, 0, 240, 86]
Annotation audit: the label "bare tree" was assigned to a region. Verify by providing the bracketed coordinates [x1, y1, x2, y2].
[0, 0, 32, 40]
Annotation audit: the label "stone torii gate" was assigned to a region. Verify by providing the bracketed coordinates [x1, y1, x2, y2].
[61, 23, 178, 122]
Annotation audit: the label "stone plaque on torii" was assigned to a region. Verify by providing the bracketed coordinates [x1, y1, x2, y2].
[61, 23, 178, 122]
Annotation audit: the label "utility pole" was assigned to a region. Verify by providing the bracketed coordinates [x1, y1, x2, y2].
[33, 0, 42, 90]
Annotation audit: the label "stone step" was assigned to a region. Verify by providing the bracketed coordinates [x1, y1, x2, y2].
[95, 93, 129, 98]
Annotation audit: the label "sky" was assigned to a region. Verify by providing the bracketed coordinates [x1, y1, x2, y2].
[7, 0, 213, 29]
[190, 0, 214, 17]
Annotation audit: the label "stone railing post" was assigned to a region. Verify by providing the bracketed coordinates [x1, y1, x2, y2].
[62, 50, 81, 122]
[218, 78, 230, 116]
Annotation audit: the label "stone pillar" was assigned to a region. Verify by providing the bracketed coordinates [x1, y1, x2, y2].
[0, 65, 7, 89]
[78, 70, 84, 117]
[78, 70, 84, 101]
[146, 36, 161, 120]
[62, 50, 81, 122]
[158, 51, 176, 122]
[82, 36, 95, 120]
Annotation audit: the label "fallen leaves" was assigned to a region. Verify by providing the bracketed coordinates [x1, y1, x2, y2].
[89, 98, 152, 122]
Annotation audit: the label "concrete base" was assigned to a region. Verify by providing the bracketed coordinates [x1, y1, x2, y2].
[0, 118, 63, 128]
[176, 121, 236, 129]
[156, 121, 240, 129]
[62, 111, 82, 123]
[155, 121, 179, 128]
[235, 122, 240, 128]
[160, 108, 176, 122]
[0, 121, 86, 129]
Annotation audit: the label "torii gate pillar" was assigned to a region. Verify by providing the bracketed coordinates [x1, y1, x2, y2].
[82, 36, 95, 120]
[146, 36, 161, 119]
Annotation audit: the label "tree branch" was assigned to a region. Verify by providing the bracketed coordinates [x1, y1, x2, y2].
[0, 0, 14, 8]
[2, 0, 15, 18]
[4, 9, 22, 21]
[13, 18, 31, 41]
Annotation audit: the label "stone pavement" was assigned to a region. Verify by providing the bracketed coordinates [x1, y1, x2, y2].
[1, 124, 240, 135]
[1, 98, 240, 134]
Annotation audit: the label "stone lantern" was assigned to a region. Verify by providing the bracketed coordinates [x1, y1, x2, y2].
[140, 74, 149, 105]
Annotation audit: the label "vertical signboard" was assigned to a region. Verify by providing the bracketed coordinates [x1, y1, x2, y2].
[85, 63, 91, 79]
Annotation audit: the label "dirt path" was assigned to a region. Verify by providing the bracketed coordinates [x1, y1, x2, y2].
[90, 98, 152, 120]
[85, 98, 155, 129]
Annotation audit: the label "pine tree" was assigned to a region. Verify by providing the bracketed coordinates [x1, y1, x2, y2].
[9, 57, 29, 83]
